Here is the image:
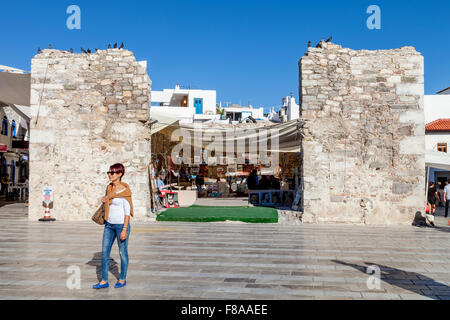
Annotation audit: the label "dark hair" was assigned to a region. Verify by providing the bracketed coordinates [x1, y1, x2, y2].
[110, 163, 125, 180]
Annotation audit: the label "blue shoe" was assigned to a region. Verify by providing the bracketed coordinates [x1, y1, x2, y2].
[115, 280, 127, 288]
[93, 282, 109, 289]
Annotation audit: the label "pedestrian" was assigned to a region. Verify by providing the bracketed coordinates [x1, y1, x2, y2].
[0, 174, 8, 196]
[444, 179, 450, 218]
[247, 169, 259, 190]
[195, 173, 205, 197]
[427, 182, 439, 218]
[93, 163, 133, 289]
[437, 182, 445, 207]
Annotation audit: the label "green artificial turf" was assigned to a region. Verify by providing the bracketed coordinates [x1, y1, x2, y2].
[156, 205, 278, 223]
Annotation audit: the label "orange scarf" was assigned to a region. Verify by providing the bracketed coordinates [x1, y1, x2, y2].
[104, 181, 134, 221]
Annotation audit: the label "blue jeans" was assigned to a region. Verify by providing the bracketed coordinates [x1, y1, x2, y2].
[101, 222, 130, 282]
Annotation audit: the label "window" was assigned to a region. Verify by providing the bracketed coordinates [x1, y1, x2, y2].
[437, 143, 447, 153]
[1, 117, 8, 136]
[11, 120, 16, 138]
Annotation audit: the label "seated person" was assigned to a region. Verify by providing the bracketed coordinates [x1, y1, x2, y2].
[156, 175, 165, 192]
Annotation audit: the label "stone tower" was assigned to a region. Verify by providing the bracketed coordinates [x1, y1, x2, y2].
[299, 42, 425, 224]
[29, 49, 153, 221]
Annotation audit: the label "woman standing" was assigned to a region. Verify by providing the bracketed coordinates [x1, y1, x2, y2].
[427, 182, 439, 217]
[93, 163, 133, 289]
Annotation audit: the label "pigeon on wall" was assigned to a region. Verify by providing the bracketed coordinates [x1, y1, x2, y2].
[119, 42, 124, 49]
[113, 43, 117, 48]
[326, 36, 332, 42]
[307, 41, 311, 48]
[81, 47, 87, 54]
[37, 48, 42, 54]
[108, 44, 111, 49]
[69, 48, 74, 53]
[315, 38, 324, 48]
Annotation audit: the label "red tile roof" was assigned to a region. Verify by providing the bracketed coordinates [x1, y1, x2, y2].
[426, 119, 450, 132]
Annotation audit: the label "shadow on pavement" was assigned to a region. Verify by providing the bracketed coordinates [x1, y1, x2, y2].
[332, 259, 449, 299]
[86, 252, 120, 282]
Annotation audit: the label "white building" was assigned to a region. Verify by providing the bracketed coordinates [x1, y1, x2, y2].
[424, 88, 450, 184]
[268, 95, 300, 122]
[0, 65, 30, 186]
[222, 104, 265, 123]
[151, 85, 219, 124]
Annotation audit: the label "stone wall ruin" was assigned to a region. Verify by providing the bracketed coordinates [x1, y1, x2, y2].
[29, 49, 153, 221]
[299, 42, 425, 224]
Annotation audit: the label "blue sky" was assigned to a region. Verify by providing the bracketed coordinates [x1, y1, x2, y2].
[0, 0, 448, 112]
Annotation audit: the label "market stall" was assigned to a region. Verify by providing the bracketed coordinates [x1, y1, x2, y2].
[149, 115, 303, 209]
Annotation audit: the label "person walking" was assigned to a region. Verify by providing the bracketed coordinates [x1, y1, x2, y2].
[444, 179, 450, 218]
[427, 182, 439, 217]
[0, 174, 8, 196]
[195, 173, 205, 197]
[93, 163, 133, 289]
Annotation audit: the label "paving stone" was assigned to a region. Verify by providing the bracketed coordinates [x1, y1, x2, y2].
[1, 204, 450, 299]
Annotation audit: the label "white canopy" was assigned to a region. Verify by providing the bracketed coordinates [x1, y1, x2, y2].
[149, 108, 180, 134]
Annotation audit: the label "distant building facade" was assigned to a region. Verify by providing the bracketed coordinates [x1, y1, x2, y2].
[268, 95, 299, 122]
[222, 104, 265, 123]
[151, 85, 218, 123]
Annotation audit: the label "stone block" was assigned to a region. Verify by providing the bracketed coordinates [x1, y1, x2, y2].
[396, 83, 424, 96]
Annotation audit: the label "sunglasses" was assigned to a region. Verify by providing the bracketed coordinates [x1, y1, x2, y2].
[107, 171, 120, 175]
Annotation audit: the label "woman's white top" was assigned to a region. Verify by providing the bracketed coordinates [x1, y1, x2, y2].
[107, 190, 131, 224]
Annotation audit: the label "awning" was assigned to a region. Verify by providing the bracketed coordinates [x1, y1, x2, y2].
[0, 72, 30, 107]
[425, 150, 450, 171]
[167, 119, 302, 154]
[150, 108, 180, 134]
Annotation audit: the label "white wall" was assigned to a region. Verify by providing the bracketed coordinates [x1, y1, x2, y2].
[286, 96, 299, 121]
[152, 88, 216, 112]
[424, 95, 450, 124]
[426, 132, 450, 152]
[188, 90, 216, 114]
